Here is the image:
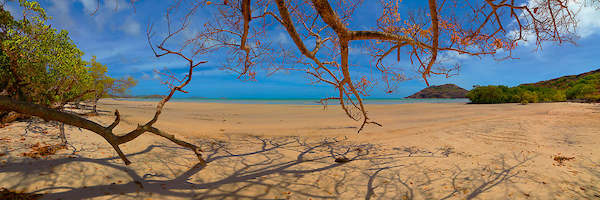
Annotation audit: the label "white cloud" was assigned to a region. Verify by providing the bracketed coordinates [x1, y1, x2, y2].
[141, 73, 151, 80]
[119, 16, 141, 36]
[77, 0, 98, 14]
[140, 72, 161, 80]
[196, 68, 230, 76]
[508, 29, 537, 47]
[181, 27, 199, 41]
[86, 41, 142, 61]
[128, 59, 190, 72]
[447, 51, 470, 61]
[575, 2, 600, 38]
[276, 31, 290, 45]
[152, 73, 161, 80]
[508, 0, 600, 46]
[83, 0, 132, 30]
[47, 0, 74, 27]
[437, 51, 469, 67]
[349, 46, 364, 56]
[103, 0, 131, 12]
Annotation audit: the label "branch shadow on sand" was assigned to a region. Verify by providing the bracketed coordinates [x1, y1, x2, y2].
[362, 147, 536, 200]
[0, 136, 543, 199]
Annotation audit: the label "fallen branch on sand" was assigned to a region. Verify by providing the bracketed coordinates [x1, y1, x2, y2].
[0, 96, 205, 165]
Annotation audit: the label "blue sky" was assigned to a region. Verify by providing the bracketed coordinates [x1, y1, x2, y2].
[3, 0, 600, 98]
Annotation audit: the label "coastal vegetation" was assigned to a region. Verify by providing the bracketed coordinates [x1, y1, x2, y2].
[87, 56, 138, 113]
[467, 69, 600, 104]
[0, 0, 92, 109]
[0, 0, 140, 155]
[467, 85, 566, 104]
[0, 1, 136, 121]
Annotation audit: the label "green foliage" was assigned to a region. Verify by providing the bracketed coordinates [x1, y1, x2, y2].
[566, 83, 597, 100]
[0, 1, 138, 107]
[521, 91, 538, 103]
[520, 69, 600, 102]
[87, 56, 115, 100]
[0, 0, 92, 106]
[467, 85, 565, 104]
[86, 56, 138, 99]
[466, 86, 505, 104]
[567, 74, 600, 88]
[110, 76, 138, 97]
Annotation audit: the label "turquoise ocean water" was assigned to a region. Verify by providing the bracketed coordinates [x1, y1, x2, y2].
[118, 98, 470, 105]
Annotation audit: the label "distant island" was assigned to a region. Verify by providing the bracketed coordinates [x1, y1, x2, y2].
[406, 84, 469, 99]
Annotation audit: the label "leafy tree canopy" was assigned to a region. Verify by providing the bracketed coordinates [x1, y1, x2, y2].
[0, 0, 92, 107]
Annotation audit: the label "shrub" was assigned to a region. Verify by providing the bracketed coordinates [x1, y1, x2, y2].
[467, 85, 565, 104]
[566, 84, 597, 100]
[521, 91, 538, 103]
[466, 86, 505, 104]
[551, 90, 567, 102]
[511, 94, 522, 102]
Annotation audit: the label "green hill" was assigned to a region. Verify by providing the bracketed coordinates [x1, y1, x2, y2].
[520, 68, 600, 101]
[520, 68, 600, 90]
[467, 68, 600, 104]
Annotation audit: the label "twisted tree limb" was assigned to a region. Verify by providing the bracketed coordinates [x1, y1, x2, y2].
[0, 96, 205, 165]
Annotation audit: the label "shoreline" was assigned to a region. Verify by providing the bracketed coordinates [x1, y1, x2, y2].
[103, 97, 472, 105]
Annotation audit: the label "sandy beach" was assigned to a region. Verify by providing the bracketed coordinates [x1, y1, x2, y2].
[1, 99, 599, 199]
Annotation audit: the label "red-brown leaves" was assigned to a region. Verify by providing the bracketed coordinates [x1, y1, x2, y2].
[0, 188, 42, 200]
[21, 142, 66, 159]
[553, 154, 575, 166]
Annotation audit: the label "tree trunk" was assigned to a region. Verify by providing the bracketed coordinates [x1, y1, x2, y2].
[0, 96, 205, 165]
[93, 98, 98, 113]
[59, 122, 67, 145]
